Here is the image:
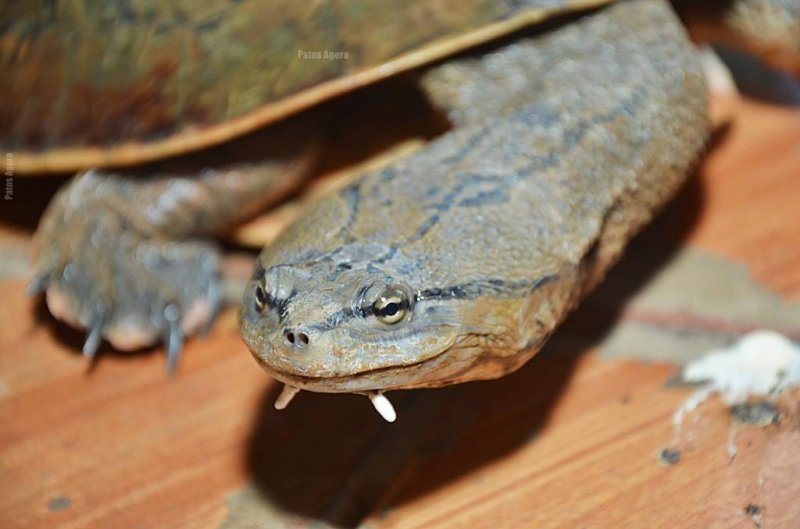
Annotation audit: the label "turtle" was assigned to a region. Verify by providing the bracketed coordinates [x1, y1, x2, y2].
[8, 0, 799, 420]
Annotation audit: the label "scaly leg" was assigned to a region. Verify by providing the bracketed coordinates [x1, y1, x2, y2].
[32, 120, 316, 371]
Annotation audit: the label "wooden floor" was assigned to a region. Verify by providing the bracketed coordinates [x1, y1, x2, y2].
[1, 93, 799, 529]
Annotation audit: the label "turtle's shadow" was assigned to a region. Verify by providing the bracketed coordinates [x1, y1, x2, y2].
[242, 160, 710, 527]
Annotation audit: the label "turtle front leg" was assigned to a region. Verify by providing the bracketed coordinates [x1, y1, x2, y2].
[31, 133, 315, 372]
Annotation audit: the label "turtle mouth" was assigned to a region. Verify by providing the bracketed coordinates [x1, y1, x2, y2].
[251, 347, 450, 394]
[252, 343, 470, 423]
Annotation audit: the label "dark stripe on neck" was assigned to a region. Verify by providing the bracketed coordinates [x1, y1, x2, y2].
[303, 273, 558, 334]
[415, 274, 557, 303]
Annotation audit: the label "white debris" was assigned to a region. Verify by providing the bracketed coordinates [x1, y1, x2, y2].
[368, 392, 397, 423]
[674, 330, 800, 428]
[274, 384, 301, 410]
[683, 330, 800, 401]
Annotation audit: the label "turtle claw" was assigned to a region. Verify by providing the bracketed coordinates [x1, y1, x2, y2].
[82, 320, 104, 359]
[163, 306, 184, 375]
[82, 302, 109, 359]
[82, 332, 101, 359]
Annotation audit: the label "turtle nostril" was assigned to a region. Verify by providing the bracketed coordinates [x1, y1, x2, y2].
[284, 330, 309, 348]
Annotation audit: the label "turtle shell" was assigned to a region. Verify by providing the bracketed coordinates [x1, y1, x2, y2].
[2, 0, 614, 173]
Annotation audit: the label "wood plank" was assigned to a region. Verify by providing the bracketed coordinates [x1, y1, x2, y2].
[688, 97, 800, 298]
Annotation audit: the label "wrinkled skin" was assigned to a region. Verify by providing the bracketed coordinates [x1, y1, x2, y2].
[239, 0, 709, 393]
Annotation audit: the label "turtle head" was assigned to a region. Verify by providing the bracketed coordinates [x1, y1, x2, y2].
[238, 243, 464, 398]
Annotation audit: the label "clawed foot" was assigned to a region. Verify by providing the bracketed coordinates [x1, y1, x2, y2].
[30, 177, 222, 373]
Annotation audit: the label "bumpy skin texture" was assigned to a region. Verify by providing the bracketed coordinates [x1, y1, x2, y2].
[32, 125, 314, 365]
[239, 0, 710, 393]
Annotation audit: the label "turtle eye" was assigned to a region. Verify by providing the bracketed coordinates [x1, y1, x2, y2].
[254, 284, 267, 313]
[372, 288, 410, 324]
